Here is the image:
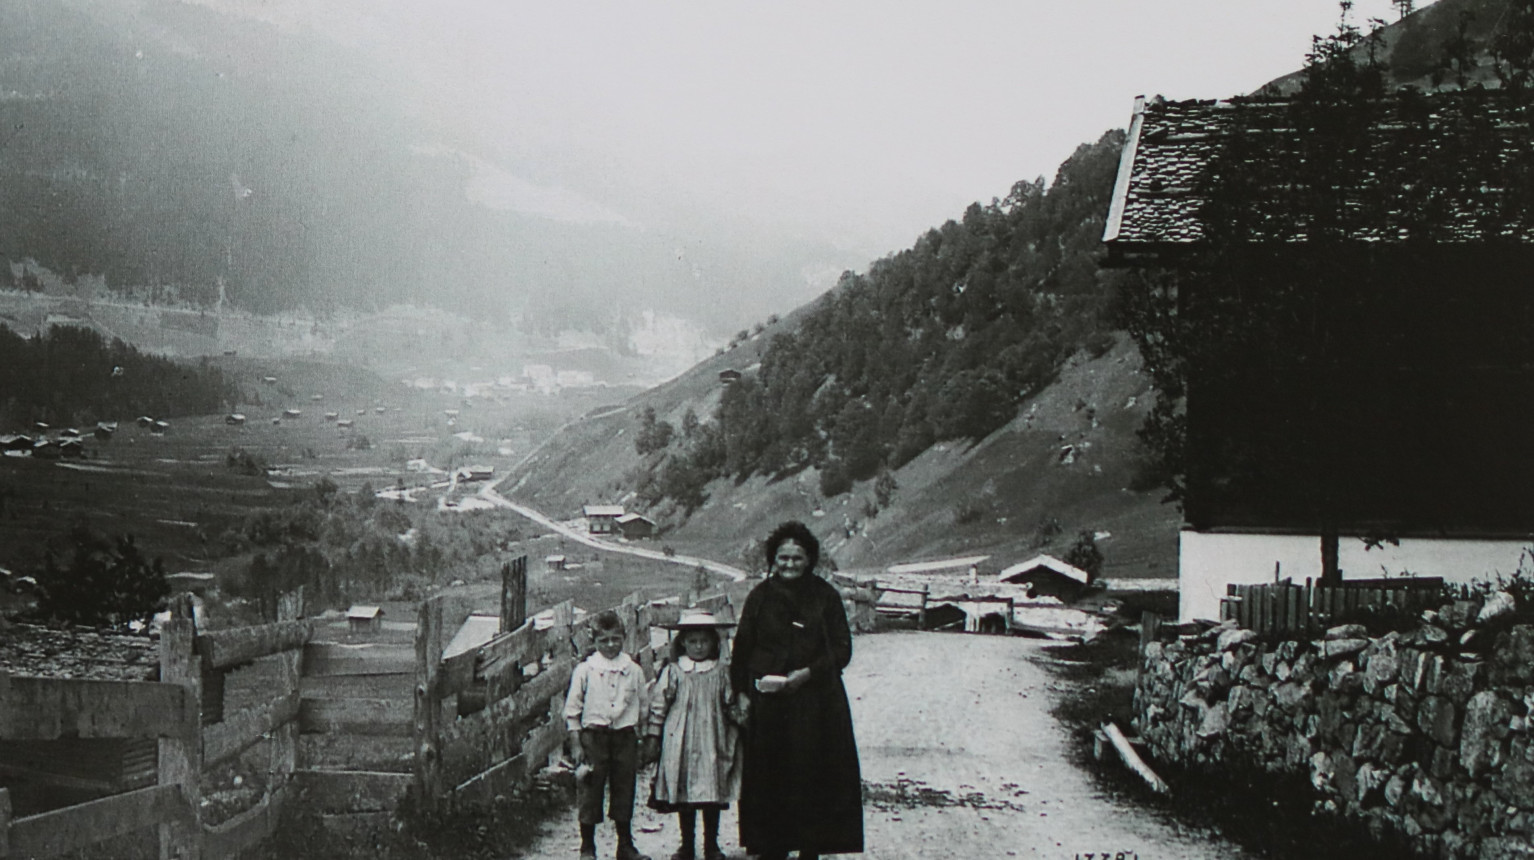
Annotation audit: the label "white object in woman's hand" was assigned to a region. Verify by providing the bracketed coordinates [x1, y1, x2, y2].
[756, 674, 789, 693]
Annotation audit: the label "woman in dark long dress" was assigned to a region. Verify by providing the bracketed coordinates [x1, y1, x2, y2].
[730, 521, 863, 859]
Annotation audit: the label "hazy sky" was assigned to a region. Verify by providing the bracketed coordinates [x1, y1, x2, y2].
[199, 0, 1401, 261]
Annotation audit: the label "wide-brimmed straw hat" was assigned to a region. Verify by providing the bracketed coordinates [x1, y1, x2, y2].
[661, 609, 736, 630]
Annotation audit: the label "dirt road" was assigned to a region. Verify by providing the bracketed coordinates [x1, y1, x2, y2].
[478, 483, 749, 582]
[504, 631, 1251, 859]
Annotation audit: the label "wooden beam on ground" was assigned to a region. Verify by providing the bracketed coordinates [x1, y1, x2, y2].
[195, 620, 314, 670]
[7, 783, 188, 859]
[0, 675, 189, 740]
[1101, 722, 1169, 795]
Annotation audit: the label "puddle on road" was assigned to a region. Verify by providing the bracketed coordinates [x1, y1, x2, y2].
[863, 776, 1030, 813]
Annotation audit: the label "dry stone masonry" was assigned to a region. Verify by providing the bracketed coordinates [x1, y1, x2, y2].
[1135, 594, 1534, 859]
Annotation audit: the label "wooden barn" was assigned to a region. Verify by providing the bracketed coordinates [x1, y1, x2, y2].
[346, 604, 384, 633]
[615, 513, 655, 540]
[582, 505, 625, 535]
[996, 554, 1092, 603]
[1103, 91, 1534, 621]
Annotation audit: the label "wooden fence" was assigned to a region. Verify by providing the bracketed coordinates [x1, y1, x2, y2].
[417, 585, 737, 813]
[1220, 577, 1445, 637]
[0, 590, 310, 859]
[0, 556, 744, 855]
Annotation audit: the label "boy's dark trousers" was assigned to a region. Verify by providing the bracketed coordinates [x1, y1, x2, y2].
[577, 726, 638, 826]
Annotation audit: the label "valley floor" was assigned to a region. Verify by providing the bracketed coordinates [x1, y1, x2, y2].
[504, 631, 1247, 860]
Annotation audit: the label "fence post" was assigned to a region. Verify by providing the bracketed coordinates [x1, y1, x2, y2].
[917, 586, 928, 630]
[413, 596, 445, 815]
[271, 588, 303, 798]
[1, 786, 10, 858]
[159, 594, 202, 860]
[500, 556, 528, 634]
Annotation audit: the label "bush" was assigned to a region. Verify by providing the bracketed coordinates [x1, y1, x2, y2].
[953, 502, 984, 525]
[30, 524, 169, 629]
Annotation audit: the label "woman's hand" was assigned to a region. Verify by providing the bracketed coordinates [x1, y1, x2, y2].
[641, 736, 660, 766]
[784, 667, 812, 691]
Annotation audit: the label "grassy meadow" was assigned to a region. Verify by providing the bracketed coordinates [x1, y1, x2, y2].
[0, 354, 724, 623]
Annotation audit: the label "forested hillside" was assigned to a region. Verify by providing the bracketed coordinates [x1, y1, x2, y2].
[0, 325, 236, 428]
[639, 131, 1129, 506]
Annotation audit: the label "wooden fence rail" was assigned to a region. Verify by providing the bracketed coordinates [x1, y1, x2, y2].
[417, 586, 730, 813]
[1221, 577, 1445, 637]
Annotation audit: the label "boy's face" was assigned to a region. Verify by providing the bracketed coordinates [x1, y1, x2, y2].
[681, 630, 713, 661]
[595, 628, 624, 660]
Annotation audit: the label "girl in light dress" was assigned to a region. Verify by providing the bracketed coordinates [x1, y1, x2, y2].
[643, 610, 743, 860]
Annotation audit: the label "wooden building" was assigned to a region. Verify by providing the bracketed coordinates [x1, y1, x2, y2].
[582, 505, 625, 535]
[1104, 91, 1534, 620]
[616, 512, 655, 540]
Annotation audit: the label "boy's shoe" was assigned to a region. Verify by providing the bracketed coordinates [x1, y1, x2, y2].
[669, 848, 695, 860]
[701, 847, 725, 860]
[579, 845, 597, 859]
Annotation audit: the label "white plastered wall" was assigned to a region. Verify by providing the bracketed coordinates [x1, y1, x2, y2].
[1178, 531, 1532, 623]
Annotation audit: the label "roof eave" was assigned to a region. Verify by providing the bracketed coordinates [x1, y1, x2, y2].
[1101, 95, 1147, 246]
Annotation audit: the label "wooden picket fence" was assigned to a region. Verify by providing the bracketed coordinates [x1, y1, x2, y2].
[1221, 577, 1445, 637]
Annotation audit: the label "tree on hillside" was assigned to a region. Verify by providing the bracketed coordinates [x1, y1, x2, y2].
[30, 524, 169, 629]
[646, 130, 1131, 508]
[1064, 531, 1104, 583]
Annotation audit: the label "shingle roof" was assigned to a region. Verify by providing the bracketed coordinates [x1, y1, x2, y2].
[1103, 92, 1534, 253]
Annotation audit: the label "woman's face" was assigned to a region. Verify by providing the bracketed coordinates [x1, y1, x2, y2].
[681, 630, 714, 661]
[773, 539, 810, 580]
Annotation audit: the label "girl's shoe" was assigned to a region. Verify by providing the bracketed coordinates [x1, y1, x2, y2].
[669, 848, 695, 860]
[701, 847, 725, 860]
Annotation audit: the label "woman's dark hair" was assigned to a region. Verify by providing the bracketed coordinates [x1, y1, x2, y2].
[764, 520, 820, 573]
[669, 627, 722, 662]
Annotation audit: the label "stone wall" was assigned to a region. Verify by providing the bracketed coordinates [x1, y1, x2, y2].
[1134, 595, 1534, 859]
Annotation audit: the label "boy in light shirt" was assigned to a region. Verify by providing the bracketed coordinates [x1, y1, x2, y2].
[564, 610, 651, 860]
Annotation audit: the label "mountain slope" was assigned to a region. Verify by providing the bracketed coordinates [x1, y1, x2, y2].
[503, 327, 1176, 579]
[0, 0, 846, 333]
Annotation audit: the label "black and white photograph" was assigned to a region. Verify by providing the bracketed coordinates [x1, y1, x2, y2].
[1, 1, 1531, 857]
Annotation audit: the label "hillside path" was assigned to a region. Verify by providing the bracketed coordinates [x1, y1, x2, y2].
[501, 631, 1250, 859]
[478, 482, 748, 582]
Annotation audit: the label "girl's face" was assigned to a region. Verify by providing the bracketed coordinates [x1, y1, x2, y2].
[681, 630, 715, 661]
[594, 628, 625, 660]
[773, 539, 810, 580]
